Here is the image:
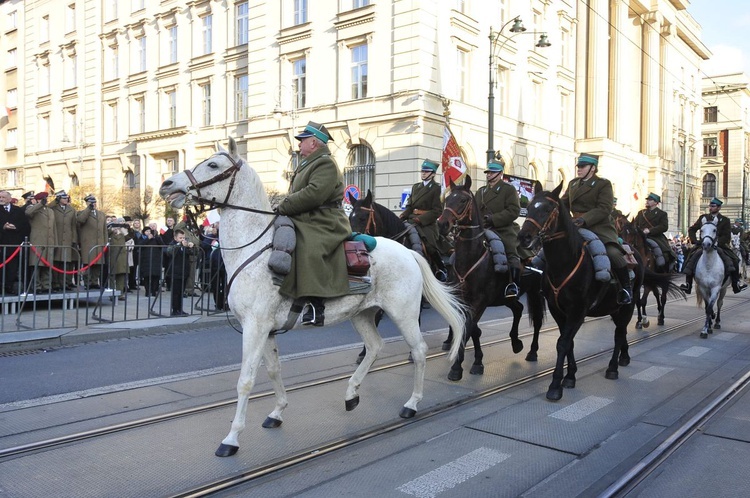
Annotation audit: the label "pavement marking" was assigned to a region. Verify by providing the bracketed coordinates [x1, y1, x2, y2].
[397, 447, 510, 498]
[630, 366, 674, 382]
[549, 396, 613, 422]
[715, 332, 738, 341]
[679, 346, 711, 357]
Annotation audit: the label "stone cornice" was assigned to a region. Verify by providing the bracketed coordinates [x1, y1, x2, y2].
[130, 127, 191, 142]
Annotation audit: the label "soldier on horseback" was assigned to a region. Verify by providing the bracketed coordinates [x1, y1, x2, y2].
[400, 159, 450, 281]
[476, 158, 522, 298]
[561, 153, 632, 305]
[680, 198, 747, 295]
[731, 218, 749, 262]
[633, 192, 677, 272]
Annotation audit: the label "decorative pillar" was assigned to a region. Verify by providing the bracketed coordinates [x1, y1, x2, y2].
[642, 12, 661, 157]
[610, 0, 629, 143]
[587, 0, 609, 138]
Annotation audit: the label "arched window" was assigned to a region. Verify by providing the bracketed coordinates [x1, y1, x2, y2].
[702, 173, 717, 199]
[345, 144, 375, 197]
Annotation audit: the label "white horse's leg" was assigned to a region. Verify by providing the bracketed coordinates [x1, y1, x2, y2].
[392, 313, 428, 418]
[346, 309, 384, 412]
[260, 334, 288, 428]
[216, 327, 268, 457]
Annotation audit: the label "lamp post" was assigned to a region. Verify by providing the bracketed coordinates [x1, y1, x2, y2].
[274, 85, 300, 179]
[487, 16, 551, 163]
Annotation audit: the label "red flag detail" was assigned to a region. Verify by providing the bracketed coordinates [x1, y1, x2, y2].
[202, 218, 210, 227]
[441, 126, 467, 199]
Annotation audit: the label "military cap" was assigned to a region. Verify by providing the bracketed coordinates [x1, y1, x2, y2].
[34, 192, 49, 201]
[485, 159, 505, 173]
[647, 192, 661, 203]
[21, 191, 35, 200]
[84, 194, 97, 203]
[709, 197, 723, 207]
[420, 159, 439, 172]
[54, 190, 69, 198]
[735, 218, 743, 223]
[576, 153, 599, 167]
[294, 121, 333, 143]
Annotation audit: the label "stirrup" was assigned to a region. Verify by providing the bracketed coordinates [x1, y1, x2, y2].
[617, 289, 632, 305]
[679, 283, 692, 294]
[435, 269, 448, 283]
[733, 281, 748, 294]
[301, 302, 324, 326]
[504, 282, 519, 298]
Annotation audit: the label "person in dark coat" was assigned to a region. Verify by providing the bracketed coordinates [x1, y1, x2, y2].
[400, 159, 448, 281]
[680, 198, 747, 294]
[200, 223, 226, 311]
[0, 189, 31, 294]
[276, 121, 351, 326]
[476, 158, 522, 297]
[633, 192, 676, 271]
[25, 192, 57, 292]
[137, 226, 163, 296]
[165, 228, 198, 316]
[561, 153, 632, 304]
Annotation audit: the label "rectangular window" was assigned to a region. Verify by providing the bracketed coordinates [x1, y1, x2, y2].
[39, 115, 50, 150]
[201, 84, 211, 126]
[106, 45, 119, 80]
[236, 2, 248, 45]
[704, 106, 718, 123]
[353, 0, 369, 8]
[167, 91, 177, 128]
[7, 11, 17, 30]
[168, 26, 178, 64]
[235, 75, 248, 121]
[496, 66, 507, 116]
[560, 29, 569, 67]
[6, 48, 16, 69]
[293, 59, 306, 109]
[703, 137, 718, 157]
[7, 168, 18, 186]
[135, 97, 145, 133]
[294, 0, 308, 24]
[6, 88, 17, 109]
[131, 0, 145, 12]
[136, 36, 147, 72]
[66, 4, 76, 33]
[106, 102, 118, 141]
[41, 15, 49, 42]
[533, 81, 543, 125]
[39, 64, 51, 95]
[454, 0, 465, 13]
[201, 15, 213, 55]
[64, 110, 76, 143]
[560, 92, 569, 135]
[65, 54, 77, 89]
[456, 48, 467, 101]
[106, 0, 118, 21]
[6, 128, 17, 149]
[351, 44, 368, 99]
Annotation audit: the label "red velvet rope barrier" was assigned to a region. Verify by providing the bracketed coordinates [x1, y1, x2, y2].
[0, 246, 21, 268]
[27, 245, 110, 274]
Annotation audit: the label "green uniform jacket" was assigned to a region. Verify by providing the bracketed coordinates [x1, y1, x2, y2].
[76, 206, 108, 264]
[277, 145, 351, 299]
[688, 213, 731, 249]
[108, 229, 130, 275]
[400, 179, 442, 250]
[476, 180, 520, 259]
[25, 202, 57, 265]
[561, 175, 620, 247]
[51, 203, 79, 262]
[634, 207, 675, 259]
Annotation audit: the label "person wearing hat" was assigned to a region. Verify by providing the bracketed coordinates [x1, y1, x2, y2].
[681, 198, 747, 294]
[611, 196, 624, 221]
[730, 218, 749, 264]
[633, 192, 677, 271]
[400, 158, 449, 282]
[276, 121, 351, 326]
[77, 194, 108, 289]
[21, 191, 35, 207]
[0, 189, 31, 294]
[50, 190, 78, 291]
[25, 192, 57, 292]
[561, 153, 633, 304]
[476, 157, 523, 298]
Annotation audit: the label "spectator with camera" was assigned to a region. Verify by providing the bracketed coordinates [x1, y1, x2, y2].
[76, 194, 108, 289]
[25, 192, 57, 292]
[165, 228, 198, 316]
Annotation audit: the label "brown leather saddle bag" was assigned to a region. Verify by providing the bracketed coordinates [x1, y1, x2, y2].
[344, 240, 370, 276]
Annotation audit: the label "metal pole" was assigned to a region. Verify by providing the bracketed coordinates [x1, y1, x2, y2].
[682, 144, 688, 235]
[487, 29, 496, 164]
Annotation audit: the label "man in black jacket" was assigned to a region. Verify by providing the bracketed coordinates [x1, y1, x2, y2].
[0, 190, 31, 294]
[165, 229, 198, 316]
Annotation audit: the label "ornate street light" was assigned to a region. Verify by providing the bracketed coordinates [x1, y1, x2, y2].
[487, 16, 551, 163]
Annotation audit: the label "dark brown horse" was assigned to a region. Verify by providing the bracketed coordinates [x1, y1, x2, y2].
[519, 184, 679, 400]
[436, 177, 546, 381]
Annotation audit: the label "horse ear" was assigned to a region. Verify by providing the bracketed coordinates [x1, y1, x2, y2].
[533, 181, 543, 195]
[551, 181, 564, 198]
[464, 175, 472, 190]
[216, 140, 227, 153]
[365, 190, 373, 204]
[227, 137, 239, 158]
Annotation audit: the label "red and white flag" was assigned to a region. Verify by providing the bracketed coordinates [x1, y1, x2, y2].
[440, 126, 467, 199]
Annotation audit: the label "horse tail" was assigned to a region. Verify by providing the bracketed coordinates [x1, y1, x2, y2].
[523, 271, 547, 327]
[410, 252, 467, 362]
[642, 268, 685, 300]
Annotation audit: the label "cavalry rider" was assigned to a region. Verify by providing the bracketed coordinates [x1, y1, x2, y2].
[476, 157, 522, 298]
[400, 159, 449, 281]
[561, 153, 632, 305]
[730, 218, 749, 262]
[276, 121, 351, 327]
[611, 196, 624, 220]
[680, 198, 747, 294]
[633, 192, 677, 271]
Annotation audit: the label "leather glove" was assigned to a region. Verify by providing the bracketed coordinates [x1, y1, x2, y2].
[413, 217, 422, 226]
[482, 215, 493, 228]
[573, 217, 585, 228]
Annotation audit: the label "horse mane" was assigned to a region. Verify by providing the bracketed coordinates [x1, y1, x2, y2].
[550, 191, 584, 255]
[373, 201, 405, 236]
[238, 155, 272, 210]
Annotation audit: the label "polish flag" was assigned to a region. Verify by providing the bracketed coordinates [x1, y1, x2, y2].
[440, 126, 467, 200]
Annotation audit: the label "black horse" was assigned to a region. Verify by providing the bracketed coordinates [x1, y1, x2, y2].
[436, 177, 546, 381]
[518, 184, 680, 401]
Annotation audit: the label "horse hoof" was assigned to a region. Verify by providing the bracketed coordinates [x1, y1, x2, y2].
[215, 444, 239, 457]
[441, 341, 451, 351]
[511, 339, 524, 354]
[561, 378, 576, 389]
[262, 416, 282, 429]
[345, 396, 360, 411]
[525, 353, 538, 362]
[619, 357, 630, 367]
[546, 388, 563, 401]
[713, 324, 720, 330]
[700, 332, 708, 339]
[635, 321, 642, 330]
[399, 407, 417, 419]
[657, 318, 665, 326]
[448, 369, 463, 382]
[470, 364, 484, 375]
[605, 371, 619, 380]
[642, 320, 650, 329]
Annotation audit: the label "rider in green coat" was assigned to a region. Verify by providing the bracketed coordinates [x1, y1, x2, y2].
[277, 121, 351, 326]
[633, 192, 676, 271]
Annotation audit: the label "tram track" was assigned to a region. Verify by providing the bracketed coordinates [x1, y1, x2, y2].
[1, 298, 739, 498]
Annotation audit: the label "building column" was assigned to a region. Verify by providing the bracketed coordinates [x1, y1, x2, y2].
[660, 22, 675, 161]
[587, 0, 609, 138]
[642, 12, 662, 157]
[610, 0, 629, 144]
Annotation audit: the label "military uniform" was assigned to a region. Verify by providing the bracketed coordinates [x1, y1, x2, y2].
[51, 192, 78, 290]
[76, 196, 108, 288]
[633, 194, 676, 269]
[25, 193, 57, 291]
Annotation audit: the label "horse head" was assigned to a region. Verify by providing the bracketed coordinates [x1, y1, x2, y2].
[699, 216, 719, 251]
[349, 189, 375, 234]
[518, 182, 565, 250]
[731, 231, 741, 250]
[437, 176, 476, 236]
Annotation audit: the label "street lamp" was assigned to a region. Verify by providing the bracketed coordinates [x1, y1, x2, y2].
[487, 16, 551, 163]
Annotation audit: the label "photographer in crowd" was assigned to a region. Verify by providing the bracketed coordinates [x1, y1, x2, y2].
[165, 228, 198, 316]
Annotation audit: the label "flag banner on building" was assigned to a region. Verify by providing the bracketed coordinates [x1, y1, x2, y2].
[503, 174, 541, 217]
[440, 126, 467, 199]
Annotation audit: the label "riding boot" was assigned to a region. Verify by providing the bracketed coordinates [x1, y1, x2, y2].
[731, 270, 748, 294]
[504, 266, 520, 298]
[680, 274, 693, 294]
[302, 297, 325, 326]
[432, 253, 448, 283]
[614, 267, 632, 305]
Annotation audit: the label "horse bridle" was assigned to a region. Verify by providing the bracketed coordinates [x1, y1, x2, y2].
[523, 196, 563, 243]
[440, 191, 482, 240]
[356, 205, 378, 235]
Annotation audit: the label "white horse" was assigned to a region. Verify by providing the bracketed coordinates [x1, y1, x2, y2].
[694, 218, 728, 338]
[159, 138, 466, 457]
[730, 232, 747, 279]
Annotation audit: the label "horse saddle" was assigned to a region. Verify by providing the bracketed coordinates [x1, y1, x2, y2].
[532, 229, 611, 282]
[645, 238, 666, 267]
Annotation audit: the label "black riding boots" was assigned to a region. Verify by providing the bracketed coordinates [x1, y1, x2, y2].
[614, 267, 632, 305]
[302, 297, 325, 326]
[680, 274, 693, 294]
[504, 266, 520, 298]
[731, 270, 748, 294]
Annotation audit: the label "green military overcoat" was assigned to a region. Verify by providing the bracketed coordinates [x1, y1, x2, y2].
[76, 206, 108, 264]
[561, 175, 620, 247]
[476, 180, 520, 260]
[633, 207, 675, 260]
[25, 202, 57, 265]
[400, 179, 442, 251]
[51, 202, 79, 262]
[108, 229, 130, 275]
[277, 145, 351, 299]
